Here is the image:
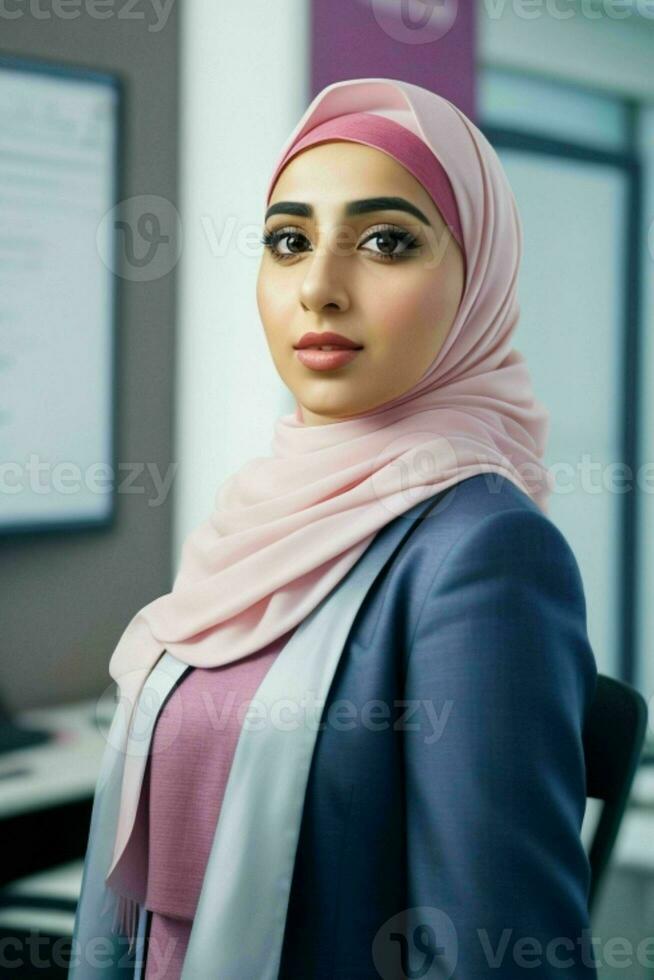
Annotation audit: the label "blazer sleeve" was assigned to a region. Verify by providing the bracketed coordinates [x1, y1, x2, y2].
[402, 507, 599, 979]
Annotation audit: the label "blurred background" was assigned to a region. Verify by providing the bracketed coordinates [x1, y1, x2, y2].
[0, 0, 653, 975]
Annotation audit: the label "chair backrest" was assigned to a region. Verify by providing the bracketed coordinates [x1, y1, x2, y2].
[582, 673, 649, 914]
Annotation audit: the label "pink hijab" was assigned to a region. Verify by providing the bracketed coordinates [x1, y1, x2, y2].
[105, 77, 553, 890]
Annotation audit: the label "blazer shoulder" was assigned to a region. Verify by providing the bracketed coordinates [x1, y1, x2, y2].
[405, 477, 597, 719]
[401, 472, 574, 581]
[407, 471, 546, 549]
[395, 474, 590, 650]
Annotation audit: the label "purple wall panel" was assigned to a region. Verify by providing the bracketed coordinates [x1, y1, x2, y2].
[311, 0, 476, 120]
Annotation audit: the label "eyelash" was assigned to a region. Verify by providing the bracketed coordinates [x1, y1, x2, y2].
[259, 223, 421, 264]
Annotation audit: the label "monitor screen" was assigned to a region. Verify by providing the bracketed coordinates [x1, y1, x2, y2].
[0, 55, 120, 534]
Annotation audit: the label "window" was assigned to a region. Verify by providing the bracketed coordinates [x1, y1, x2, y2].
[479, 67, 644, 690]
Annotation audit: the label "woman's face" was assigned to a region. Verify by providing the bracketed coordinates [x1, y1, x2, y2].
[256, 140, 465, 426]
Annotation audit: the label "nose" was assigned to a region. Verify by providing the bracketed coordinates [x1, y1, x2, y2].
[298, 235, 351, 314]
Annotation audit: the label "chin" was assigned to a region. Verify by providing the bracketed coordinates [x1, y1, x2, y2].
[304, 394, 381, 423]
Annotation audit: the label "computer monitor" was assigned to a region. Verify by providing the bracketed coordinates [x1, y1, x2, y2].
[0, 54, 121, 535]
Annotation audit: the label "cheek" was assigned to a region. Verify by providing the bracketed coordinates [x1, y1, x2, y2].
[370, 274, 446, 346]
[364, 267, 461, 383]
[388, 269, 461, 333]
[257, 272, 291, 344]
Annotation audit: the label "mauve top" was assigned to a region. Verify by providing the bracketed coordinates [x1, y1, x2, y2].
[130, 630, 294, 922]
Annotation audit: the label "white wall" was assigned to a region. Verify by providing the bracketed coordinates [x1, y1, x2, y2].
[174, 0, 309, 560]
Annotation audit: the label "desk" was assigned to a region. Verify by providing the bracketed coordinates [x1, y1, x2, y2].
[0, 698, 113, 886]
[0, 698, 113, 819]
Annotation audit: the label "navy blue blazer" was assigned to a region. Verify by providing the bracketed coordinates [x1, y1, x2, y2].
[275, 473, 598, 979]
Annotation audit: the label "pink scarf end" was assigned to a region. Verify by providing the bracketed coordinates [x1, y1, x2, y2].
[110, 890, 141, 956]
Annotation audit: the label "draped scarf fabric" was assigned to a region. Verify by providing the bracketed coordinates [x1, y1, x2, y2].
[103, 77, 554, 944]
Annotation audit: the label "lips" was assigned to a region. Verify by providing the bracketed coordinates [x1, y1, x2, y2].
[294, 347, 362, 371]
[303, 344, 353, 350]
[294, 331, 363, 350]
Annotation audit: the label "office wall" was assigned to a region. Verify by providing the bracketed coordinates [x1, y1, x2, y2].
[172, 0, 309, 557]
[0, 7, 179, 708]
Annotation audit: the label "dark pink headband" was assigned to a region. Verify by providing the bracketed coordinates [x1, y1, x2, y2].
[266, 110, 465, 253]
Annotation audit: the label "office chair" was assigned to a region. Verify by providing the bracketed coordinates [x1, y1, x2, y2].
[582, 673, 649, 914]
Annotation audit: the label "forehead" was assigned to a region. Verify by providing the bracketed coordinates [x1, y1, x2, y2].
[269, 140, 441, 222]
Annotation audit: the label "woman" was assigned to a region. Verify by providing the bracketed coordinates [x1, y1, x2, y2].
[69, 77, 598, 979]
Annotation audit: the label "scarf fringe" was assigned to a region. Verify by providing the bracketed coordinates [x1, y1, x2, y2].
[110, 890, 141, 956]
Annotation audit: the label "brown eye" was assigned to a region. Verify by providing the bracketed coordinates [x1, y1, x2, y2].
[261, 227, 311, 262]
[359, 225, 421, 262]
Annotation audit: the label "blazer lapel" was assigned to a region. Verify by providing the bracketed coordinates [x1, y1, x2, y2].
[181, 491, 446, 980]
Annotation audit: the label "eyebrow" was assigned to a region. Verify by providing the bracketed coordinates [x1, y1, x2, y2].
[264, 196, 432, 227]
